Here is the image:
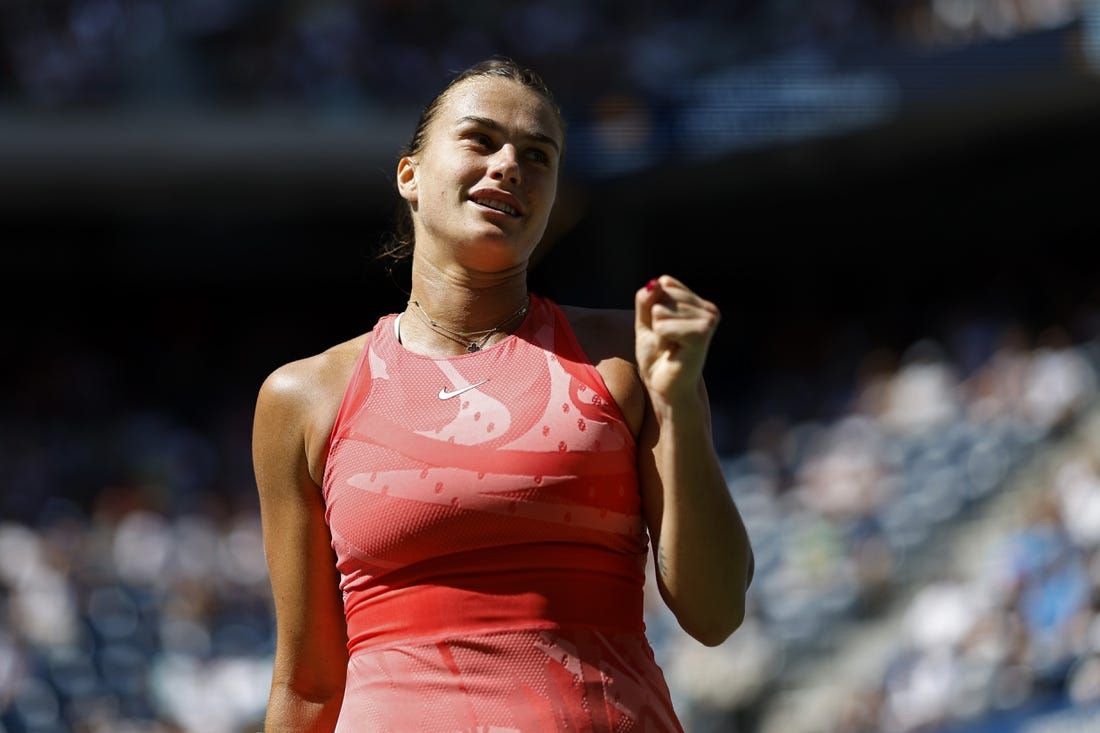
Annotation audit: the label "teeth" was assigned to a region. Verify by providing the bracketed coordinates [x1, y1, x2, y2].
[475, 198, 518, 216]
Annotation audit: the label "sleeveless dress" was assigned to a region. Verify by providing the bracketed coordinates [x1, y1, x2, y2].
[322, 293, 684, 732]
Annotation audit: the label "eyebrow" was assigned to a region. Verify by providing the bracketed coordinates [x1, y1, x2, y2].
[457, 115, 561, 154]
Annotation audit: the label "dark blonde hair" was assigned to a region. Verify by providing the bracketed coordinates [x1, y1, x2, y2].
[376, 56, 565, 268]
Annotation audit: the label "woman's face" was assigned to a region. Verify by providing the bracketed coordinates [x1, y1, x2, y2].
[398, 76, 564, 270]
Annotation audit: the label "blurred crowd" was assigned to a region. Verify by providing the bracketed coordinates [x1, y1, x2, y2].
[817, 430, 1100, 733]
[1, 1, 1091, 185]
[3, 304, 1100, 733]
[0, 400, 272, 733]
[0, 0, 1086, 113]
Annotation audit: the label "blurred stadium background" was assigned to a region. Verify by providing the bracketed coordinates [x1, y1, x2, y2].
[3, 2, 1100, 732]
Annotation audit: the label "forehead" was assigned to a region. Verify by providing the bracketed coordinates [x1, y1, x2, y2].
[435, 76, 563, 146]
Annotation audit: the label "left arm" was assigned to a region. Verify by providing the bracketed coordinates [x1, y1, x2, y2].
[634, 275, 754, 646]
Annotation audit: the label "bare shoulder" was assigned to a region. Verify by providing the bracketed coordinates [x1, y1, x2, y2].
[258, 332, 368, 409]
[253, 331, 371, 483]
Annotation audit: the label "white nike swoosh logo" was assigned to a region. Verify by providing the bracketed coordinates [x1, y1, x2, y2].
[438, 379, 490, 400]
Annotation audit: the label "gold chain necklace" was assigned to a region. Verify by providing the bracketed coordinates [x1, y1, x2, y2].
[408, 296, 529, 353]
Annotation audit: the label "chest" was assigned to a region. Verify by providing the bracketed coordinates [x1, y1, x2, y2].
[321, 334, 643, 573]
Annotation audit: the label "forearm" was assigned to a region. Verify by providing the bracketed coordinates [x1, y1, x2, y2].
[649, 393, 753, 646]
[631, 274, 753, 644]
[261, 600, 349, 732]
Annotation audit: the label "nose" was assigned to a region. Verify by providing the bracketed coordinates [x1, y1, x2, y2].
[490, 144, 520, 185]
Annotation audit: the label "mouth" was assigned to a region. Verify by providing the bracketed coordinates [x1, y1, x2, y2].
[470, 194, 522, 218]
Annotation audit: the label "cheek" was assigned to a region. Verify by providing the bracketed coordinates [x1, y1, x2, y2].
[533, 173, 558, 206]
[437, 157, 482, 194]
[544, 175, 559, 200]
[417, 164, 463, 207]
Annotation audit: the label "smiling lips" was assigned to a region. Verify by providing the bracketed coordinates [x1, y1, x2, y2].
[471, 193, 521, 217]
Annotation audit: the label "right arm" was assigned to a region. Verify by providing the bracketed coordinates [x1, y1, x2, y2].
[253, 357, 350, 732]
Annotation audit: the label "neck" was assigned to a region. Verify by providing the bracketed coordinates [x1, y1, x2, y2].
[406, 295, 530, 353]
[407, 258, 529, 328]
[400, 291, 532, 356]
[399, 251, 531, 355]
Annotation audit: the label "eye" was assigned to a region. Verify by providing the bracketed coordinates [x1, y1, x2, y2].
[525, 147, 551, 165]
[468, 132, 494, 148]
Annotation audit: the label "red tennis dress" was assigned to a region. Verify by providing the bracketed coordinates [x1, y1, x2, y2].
[323, 294, 684, 732]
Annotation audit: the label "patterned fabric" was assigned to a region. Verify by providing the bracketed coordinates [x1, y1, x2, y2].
[323, 294, 683, 732]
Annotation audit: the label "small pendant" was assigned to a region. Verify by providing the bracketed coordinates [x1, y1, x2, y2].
[466, 343, 481, 353]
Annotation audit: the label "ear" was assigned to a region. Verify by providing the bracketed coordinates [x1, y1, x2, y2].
[397, 156, 418, 203]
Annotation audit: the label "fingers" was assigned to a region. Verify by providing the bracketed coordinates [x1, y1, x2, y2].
[635, 276, 720, 402]
[637, 275, 721, 339]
